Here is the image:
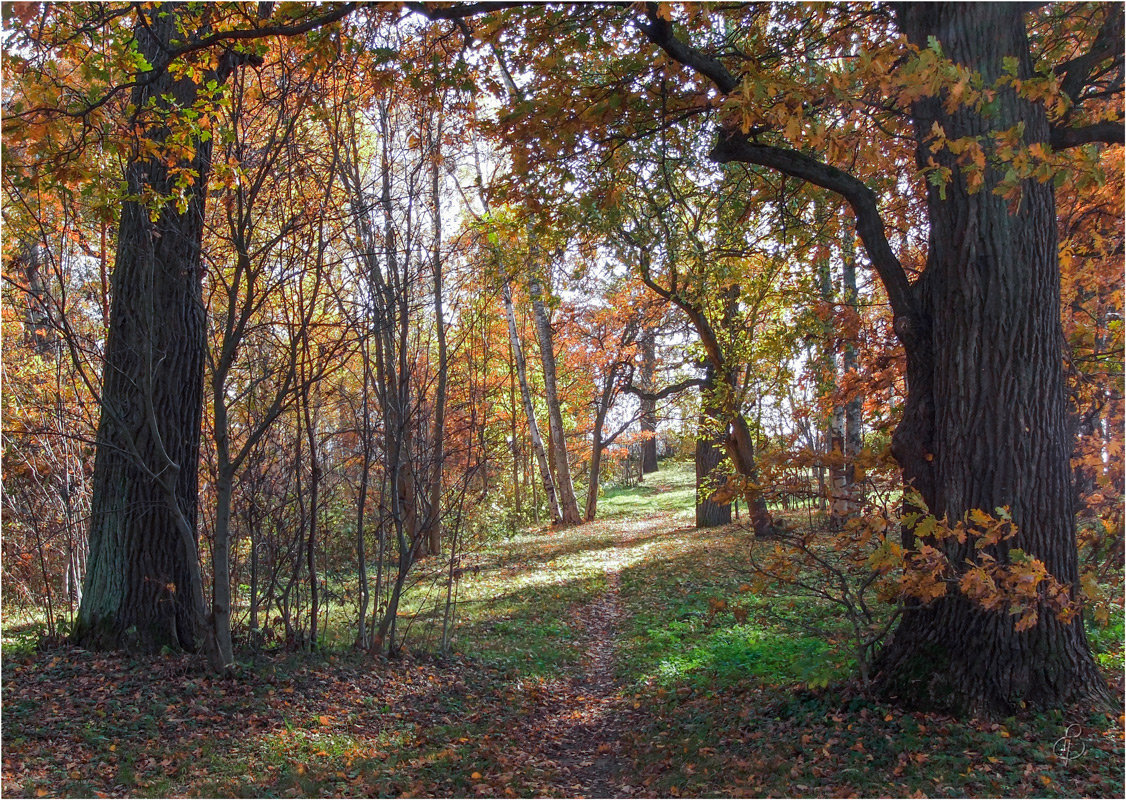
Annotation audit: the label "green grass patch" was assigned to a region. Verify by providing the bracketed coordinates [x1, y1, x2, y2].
[3, 467, 1122, 798]
[598, 460, 696, 520]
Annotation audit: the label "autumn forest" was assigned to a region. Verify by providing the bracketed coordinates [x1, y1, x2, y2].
[1, 2, 1124, 798]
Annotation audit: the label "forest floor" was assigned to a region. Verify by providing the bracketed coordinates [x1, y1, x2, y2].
[2, 464, 1124, 798]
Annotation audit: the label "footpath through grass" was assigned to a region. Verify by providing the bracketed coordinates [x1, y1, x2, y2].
[2, 462, 1123, 798]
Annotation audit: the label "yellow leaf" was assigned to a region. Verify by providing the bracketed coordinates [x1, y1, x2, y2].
[471, 772, 482, 780]
[319, 715, 332, 725]
[783, 114, 802, 141]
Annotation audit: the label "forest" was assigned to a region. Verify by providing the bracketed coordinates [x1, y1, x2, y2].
[1, 2, 1123, 798]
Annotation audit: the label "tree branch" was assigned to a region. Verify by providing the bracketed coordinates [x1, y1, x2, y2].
[1055, 6, 1124, 108]
[10, 3, 359, 123]
[635, 3, 739, 94]
[633, 7, 918, 324]
[165, 3, 361, 59]
[710, 130, 917, 321]
[621, 376, 707, 402]
[1050, 119, 1125, 149]
[405, 2, 527, 22]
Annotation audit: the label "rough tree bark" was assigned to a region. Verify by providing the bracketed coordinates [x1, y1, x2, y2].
[869, 4, 1111, 713]
[74, 8, 222, 653]
[696, 368, 732, 529]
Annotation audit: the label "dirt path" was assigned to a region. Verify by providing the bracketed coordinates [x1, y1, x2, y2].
[504, 565, 642, 797]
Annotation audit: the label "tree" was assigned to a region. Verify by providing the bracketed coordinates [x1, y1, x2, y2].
[4, 2, 358, 656]
[503, 278, 563, 524]
[637, 3, 1120, 712]
[73, 6, 235, 652]
[527, 259, 584, 525]
[567, 278, 656, 521]
[638, 330, 660, 474]
[204, 44, 341, 666]
[695, 366, 732, 529]
[610, 157, 785, 539]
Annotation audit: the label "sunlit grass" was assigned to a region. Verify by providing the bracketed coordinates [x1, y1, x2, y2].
[598, 460, 696, 520]
[4, 459, 1123, 798]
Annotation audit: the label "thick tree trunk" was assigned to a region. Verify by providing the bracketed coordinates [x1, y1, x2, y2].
[727, 414, 775, 537]
[875, 3, 1110, 713]
[529, 274, 583, 524]
[696, 433, 732, 528]
[16, 241, 54, 354]
[74, 8, 220, 653]
[504, 280, 563, 523]
[696, 369, 732, 528]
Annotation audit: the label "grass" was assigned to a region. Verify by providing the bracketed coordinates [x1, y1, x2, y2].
[597, 460, 697, 520]
[2, 459, 1123, 798]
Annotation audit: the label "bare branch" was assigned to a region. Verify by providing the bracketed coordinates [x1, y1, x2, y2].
[620, 376, 707, 402]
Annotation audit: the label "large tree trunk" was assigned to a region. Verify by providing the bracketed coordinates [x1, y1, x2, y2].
[529, 274, 583, 524]
[15, 241, 54, 354]
[874, 3, 1109, 714]
[696, 368, 732, 528]
[74, 8, 220, 653]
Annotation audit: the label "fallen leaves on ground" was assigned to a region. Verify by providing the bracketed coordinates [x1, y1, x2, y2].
[3, 496, 1123, 798]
